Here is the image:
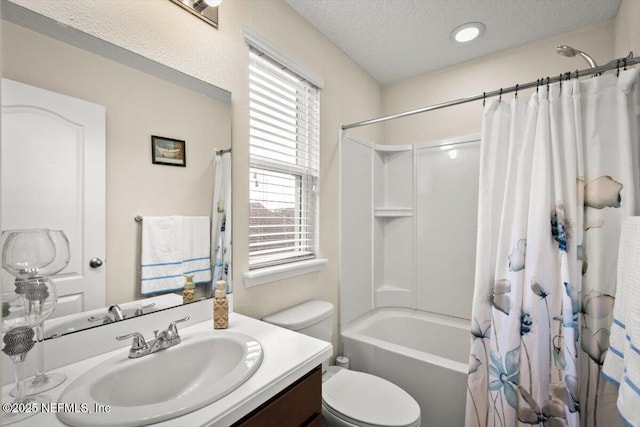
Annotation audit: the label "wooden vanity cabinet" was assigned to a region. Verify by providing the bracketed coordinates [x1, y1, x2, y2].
[233, 365, 322, 427]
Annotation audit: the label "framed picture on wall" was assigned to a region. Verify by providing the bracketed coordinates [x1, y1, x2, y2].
[151, 135, 186, 167]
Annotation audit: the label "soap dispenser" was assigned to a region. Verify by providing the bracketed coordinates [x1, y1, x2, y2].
[183, 273, 195, 304]
[213, 280, 229, 329]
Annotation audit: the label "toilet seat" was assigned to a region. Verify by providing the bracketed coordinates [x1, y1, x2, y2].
[322, 369, 421, 427]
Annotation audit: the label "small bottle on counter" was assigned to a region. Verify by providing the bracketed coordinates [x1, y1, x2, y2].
[213, 280, 229, 329]
[183, 273, 195, 304]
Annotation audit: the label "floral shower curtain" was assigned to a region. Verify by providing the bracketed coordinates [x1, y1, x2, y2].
[465, 69, 640, 427]
[212, 151, 232, 292]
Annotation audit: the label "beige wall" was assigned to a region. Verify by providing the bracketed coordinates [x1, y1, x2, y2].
[8, 0, 383, 354]
[615, 0, 640, 58]
[2, 21, 232, 305]
[382, 20, 615, 144]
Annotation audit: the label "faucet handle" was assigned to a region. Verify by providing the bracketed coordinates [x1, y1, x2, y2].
[116, 332, 149, 357]
[167, 316, 190, 336]
[134, 302, 156, 317]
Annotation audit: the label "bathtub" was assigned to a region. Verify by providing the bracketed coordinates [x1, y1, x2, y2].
[341, 308, 470, 427]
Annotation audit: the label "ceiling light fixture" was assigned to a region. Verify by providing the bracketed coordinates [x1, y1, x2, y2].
[450, 22, 485, 43]
[197, 0, 222, 10]
[169, 0, 220, 28]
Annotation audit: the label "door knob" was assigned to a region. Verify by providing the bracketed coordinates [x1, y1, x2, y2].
[89, 257, 103, 268]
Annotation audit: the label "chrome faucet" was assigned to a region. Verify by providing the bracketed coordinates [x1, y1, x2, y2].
[107, 305, 125, 322]
[88, 304, 127, 325]
[116, 316, 190, 359]
[89, 302, 157, 325]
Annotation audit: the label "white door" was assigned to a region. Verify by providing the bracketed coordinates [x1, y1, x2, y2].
[1, 78, 106, 317]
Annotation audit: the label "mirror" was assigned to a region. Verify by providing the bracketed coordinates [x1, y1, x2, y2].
[1, 3, 232, 339]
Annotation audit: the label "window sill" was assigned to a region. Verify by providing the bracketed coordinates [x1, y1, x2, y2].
[243, 258, 328, 288]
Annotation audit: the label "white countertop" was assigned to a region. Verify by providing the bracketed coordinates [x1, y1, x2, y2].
[1, 312, 333, 427]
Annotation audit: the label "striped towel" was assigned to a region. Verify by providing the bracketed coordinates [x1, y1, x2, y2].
[182, 216, 212, 284]
[602, 217, 640, 427]
[140, 216, 211, 296]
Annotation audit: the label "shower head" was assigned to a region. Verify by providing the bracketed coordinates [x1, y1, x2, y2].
[556, 45, 598, 68]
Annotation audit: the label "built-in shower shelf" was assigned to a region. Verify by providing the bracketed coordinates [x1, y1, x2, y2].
[374, 207, 414, 217]
[374, 144, 413, 153]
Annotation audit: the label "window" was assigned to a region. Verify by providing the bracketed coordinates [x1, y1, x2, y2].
[248, 47, 320, 269]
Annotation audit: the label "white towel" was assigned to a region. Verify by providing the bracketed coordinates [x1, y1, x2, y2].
[603, 217, 640, 427]
[141, 216, 185, 295]
[182, 216, 211, 284]
[140, 216, 211, 295]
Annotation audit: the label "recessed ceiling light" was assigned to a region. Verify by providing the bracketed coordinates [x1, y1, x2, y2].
[451, 22, 485, 43]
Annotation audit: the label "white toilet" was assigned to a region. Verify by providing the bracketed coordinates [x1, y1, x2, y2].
[263, 300, 421, 427]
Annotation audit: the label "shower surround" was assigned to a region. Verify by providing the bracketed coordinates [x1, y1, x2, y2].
[339, 133, 480, 426]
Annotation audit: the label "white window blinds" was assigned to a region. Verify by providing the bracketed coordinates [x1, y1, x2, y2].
[249, 47, 320, 269]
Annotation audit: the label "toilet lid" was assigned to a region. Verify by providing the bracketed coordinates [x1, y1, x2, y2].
[322, 370, 421, 427]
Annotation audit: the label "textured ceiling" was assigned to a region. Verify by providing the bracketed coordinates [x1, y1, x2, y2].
[286, 0, 622, 85]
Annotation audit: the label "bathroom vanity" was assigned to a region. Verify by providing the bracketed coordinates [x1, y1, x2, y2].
[1, 308, 332, 426]
[234, 366, 322, 426]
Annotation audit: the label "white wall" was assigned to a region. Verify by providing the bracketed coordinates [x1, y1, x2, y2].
[340, 136, 481, 322]
[7, 0, 383, 356]
[339, 135, 373, 326]
[415, 140, 480, 319]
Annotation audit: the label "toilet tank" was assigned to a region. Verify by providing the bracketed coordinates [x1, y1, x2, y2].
[262, 300, 334, 343]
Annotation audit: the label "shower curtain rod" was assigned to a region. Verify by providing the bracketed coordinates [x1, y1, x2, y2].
[342, 54, 640, 130]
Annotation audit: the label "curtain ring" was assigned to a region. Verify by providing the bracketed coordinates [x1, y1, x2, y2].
[546, 76, 550, 93]
[623, 57, 628, 70]
[559, 73, 562, 89]
[515, 84, 519, 98]
[536, 79, 540, 93]
[499, 88, 503, 102]
[616, 59, 621, 77]
[575, 69, 579, 79]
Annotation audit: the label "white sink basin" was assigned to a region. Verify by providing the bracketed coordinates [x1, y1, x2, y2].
[57, 331, 263, 427]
